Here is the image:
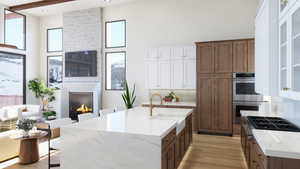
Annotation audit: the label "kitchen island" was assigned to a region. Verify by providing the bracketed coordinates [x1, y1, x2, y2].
[61, 107, 193, 169]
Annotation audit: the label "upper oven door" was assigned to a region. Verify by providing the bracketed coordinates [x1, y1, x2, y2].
[233, 79, 263, 101]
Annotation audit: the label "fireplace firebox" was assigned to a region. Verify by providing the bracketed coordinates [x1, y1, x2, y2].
[69, 92, 93, 120]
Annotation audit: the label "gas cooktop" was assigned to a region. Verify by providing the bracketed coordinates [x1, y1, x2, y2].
[247, 116, 300, 132]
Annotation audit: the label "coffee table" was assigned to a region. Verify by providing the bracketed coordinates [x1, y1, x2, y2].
[11, 131, 47, 164]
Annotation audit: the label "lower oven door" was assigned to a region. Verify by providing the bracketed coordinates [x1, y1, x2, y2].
[233, 102, 260, 124]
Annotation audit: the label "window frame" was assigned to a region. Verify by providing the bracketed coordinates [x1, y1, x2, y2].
[105, 51, 127, 91]
[105, 20, 126, 49]
[0, 51, 26, 105]
[47, 27, 63, 53]
[47, 55, 63, 89]
[4, 9, 26, 50]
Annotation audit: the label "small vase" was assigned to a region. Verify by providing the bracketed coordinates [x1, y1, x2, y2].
[22, 130, 30, 138]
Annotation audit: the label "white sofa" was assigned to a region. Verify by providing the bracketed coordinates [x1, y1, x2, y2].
[0, 105, 41, 122]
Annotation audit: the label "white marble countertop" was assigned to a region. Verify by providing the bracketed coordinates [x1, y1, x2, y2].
[252, 129, 300, 159]
[64, 107, 193, 138]
[142, 101, 196, 107]
[241, 110, 300, 159]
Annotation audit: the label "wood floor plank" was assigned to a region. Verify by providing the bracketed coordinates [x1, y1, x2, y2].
[4, 134, 247, 169]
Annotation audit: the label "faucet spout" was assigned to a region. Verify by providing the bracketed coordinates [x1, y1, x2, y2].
[149, 93, 163, 116]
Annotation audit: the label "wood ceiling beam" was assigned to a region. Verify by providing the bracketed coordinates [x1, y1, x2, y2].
[9, 0, 76, 11]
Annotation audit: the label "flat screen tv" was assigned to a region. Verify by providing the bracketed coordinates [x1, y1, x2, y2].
[65, 50, 97, 77]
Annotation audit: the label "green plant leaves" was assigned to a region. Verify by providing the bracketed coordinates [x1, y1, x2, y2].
[122, 81, 136, 109]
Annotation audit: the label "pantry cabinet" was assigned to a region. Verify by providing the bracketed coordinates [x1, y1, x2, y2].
[278, 0, 300, 100]
[198, 74, 233, 135]
[145, 46, 196, 90]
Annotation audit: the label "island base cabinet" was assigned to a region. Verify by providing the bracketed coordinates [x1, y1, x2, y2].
[162, 129, 176, 169]
[241, 117, 300, 169]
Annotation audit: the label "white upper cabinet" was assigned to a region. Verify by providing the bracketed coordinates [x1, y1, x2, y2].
[279, 0, 298, 19]
[145, 60, 159, 89]
[255, 0, 279, 96]
[145, 46, 196, 90]
[158, 60, 171, 89]
[279, 0, 300, 100]
[183, 59, 196, 89]
[171, 59, 184, 89]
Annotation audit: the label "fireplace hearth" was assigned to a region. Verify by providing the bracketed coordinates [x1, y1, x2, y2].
[69, 92, 93, 120]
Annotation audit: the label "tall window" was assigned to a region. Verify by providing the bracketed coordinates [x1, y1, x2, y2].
[105, 20, 126, 90]
[47, 56, 63, 89]
[105, 20, 126, 48]
[47, 28, 63, 52]
[0, 52, 25, 108]
[106, 52, 126, 90]
[4, 9, 26, 50]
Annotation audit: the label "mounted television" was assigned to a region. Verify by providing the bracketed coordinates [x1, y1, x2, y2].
[65, 50, 97, 77]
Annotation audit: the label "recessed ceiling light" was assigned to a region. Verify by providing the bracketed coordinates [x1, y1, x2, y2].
[104, 0, 111, 2]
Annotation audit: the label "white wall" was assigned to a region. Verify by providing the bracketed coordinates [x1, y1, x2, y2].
[102, 0, 259, 108]
[0, 3, 41, 105]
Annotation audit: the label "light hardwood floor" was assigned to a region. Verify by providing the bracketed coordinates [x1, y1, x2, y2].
[4, 134, 247, 169]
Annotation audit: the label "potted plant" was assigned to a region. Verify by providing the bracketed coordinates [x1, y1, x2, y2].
[16, 119, 36, 137]
[42, 110, 57, 120]
[122, 81, 136, 109]
[28, 79, 58, 111]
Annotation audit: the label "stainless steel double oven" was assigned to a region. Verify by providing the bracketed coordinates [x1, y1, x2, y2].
[233, 73, 265, 123]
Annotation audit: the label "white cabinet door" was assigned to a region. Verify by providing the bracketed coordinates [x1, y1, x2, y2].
[146, 60, 159, 89]
[158, 60, 171, 89]
[184, 46, 196, 59]
[183, 59, 196, 89]
[158, 47, 171, 61]
[146, 48, 159, 60]
[173, 47, 184, 60]
[171, 59, 184, 89]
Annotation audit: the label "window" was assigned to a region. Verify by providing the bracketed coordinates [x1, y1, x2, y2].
[0, 52, 25, 110]
[47, 28, 63, 52]
[106, 52, 126, 90]
[105, 20, 126, 48]
[47, 56, 63, 89]
[4, 9, 26, 50]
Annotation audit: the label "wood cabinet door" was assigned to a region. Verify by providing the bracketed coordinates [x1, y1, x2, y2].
[213, 77, 233, 134]
[233, 40, 248, 72]
[214, 41, 233, 73]
[197, 43, 214, 73]
[247, 39, 255, 73]
[198, 77, 214, 132]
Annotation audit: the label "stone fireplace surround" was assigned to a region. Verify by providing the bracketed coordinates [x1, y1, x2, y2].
[61, 82, 101, 118]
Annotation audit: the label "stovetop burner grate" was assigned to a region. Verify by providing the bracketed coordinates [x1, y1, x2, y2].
[247, 116, 300, 132]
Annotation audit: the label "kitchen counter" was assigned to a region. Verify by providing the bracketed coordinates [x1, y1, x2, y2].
[241, 110, 300, 159]
[61, 107, 193, 169]
[252, 129, 300, 159]
[142, 101, 196, 108]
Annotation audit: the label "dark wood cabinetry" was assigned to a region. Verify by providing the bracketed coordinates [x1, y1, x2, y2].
[162, 114, 193, 169]
[247, 39, 255, 73]
[241, 117, 300, 169]
[195, 39, 254, 135]
[233, 40, 255, 73]
[198, 74, 232, 135]
[214, 41, 233, 73]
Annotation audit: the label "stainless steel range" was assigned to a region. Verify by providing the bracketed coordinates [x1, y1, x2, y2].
[247, 116, 300, 132]
[233, 73, 266, 124]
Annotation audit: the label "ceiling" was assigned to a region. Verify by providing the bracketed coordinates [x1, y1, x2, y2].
[0, 0, 137, 16]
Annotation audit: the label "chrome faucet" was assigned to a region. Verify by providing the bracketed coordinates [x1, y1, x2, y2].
[149, 93, 163, 116]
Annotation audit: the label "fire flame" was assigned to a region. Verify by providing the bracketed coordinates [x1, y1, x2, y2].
[76, 104, 92, 113]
